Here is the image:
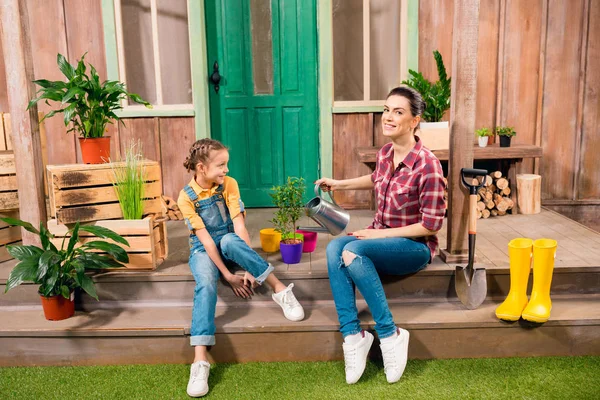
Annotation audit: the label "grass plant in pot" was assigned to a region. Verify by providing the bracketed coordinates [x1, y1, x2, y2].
[496, 126, 516, 148]
[270, 177, 305, 264]
[111, 141, 146, 220]
[27, 53, 151, 164]
[402, 50, 451, 150]
[476, 127, 494, 148]
[1, 217, 129, 321]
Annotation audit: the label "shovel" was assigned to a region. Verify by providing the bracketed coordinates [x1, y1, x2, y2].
[455, 168, 488, 309]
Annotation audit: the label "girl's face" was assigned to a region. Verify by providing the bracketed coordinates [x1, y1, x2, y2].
[197, 149, 229, 185]
[381, 95, 420, 140]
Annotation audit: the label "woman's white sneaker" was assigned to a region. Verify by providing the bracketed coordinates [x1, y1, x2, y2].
[343, 330, 374, 384]
[380, 328, 410, 383]
[187, 361, 210, 397]
[272, 283, 305, 321]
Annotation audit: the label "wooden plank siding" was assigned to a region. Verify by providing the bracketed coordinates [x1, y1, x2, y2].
[332, 0, 600, 219]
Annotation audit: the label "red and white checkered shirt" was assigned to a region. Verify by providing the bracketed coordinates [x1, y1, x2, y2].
[368, 138, 447, 259]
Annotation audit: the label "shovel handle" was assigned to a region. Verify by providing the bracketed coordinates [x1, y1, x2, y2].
[469, 194, 478, 235]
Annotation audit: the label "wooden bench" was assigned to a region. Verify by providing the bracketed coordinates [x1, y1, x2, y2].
[356, 143, 543, 212]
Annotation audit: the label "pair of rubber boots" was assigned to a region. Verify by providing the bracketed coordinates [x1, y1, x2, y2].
[495, 238, 557, 323]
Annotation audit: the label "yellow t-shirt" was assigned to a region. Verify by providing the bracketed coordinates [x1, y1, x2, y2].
[177, 176, 245, 231]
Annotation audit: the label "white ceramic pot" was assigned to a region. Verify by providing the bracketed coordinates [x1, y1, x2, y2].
[478, 136, 489, 147]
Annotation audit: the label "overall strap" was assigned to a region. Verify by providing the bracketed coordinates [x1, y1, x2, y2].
[183, 185, 198, 202]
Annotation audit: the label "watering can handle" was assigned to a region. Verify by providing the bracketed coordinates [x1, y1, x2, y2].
[314, 184, 340, 207]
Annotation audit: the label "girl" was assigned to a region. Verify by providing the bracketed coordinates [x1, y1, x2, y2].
[316, 86, 446, 385]
[178, 139, 304, 397]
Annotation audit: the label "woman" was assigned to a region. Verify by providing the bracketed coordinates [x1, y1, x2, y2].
[316, 86, 446, 385]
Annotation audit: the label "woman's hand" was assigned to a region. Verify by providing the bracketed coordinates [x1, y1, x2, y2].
[224, 273, 254, 299]
[314, 177, 343, 192]
[351, 229, 387, 240]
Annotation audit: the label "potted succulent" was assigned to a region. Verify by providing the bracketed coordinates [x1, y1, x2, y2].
[269, 177, 305, 264]
[476, 127, 494, 148]
[496, 126, 517, 148]
[1, 217, 130, 321]
[27, 53, 151, 164]
[401, 50, 451, 150]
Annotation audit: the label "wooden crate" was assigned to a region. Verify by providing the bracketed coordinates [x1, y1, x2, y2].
[47, 216, 168, 270]
[0, 211, 22, 263]
[47, 161, 163, 224]
[0, 152, 18, 211]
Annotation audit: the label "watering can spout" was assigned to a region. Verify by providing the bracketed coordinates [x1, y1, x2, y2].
[298, 185, 350, 236]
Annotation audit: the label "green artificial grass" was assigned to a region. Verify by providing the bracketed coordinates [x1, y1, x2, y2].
[1, 357, 599, 400]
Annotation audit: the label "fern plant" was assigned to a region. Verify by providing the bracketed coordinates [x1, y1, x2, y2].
[401, 50, 451, 122]
[111, 141, 146, 220]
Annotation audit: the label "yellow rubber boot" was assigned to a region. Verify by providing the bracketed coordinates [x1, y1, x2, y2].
[495, 238, 533, 321]
[521, 239, 558, 323]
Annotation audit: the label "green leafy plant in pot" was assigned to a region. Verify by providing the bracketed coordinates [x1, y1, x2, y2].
[476, 127, 494, 148]
[111, 141, 146, 220]
[496, 126, 516, 148]
[269, 177, 306, 264]
[27, 53, 151, 164]
[1, 217, 130, 321]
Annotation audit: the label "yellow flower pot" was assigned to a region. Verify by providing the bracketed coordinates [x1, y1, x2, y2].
[260, 228, 281, 253]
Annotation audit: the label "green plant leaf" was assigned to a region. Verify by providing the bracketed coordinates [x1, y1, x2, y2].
[59, 285, 71, 300]
[62, 87, 85, 104]
[0, 217, 40, 235]
[57, 53, 75, 80]
[82, 241, 129, 263]
[5, 258, 39, 292]
[79, 225, 130, 246]
[37, 250, 61, 281]
[6, 245, 43, 261]
[67, 222, 80, 256]
[79, 274, 98, 300]
[44, 265, 60, 293]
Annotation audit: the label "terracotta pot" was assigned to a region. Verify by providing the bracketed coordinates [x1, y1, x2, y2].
[79, 137, 111, 164]
[40, 293, 75, 321]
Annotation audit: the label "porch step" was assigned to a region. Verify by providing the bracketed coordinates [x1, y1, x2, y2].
[1, 262, 599, 308]
[1, 297, 599, 366]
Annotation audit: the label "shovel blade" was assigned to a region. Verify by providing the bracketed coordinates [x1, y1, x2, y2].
[455, 265, 487, 310]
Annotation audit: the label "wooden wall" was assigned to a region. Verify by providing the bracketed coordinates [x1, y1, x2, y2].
[334, 0, 600, 218]
[0, 0, 195, 199]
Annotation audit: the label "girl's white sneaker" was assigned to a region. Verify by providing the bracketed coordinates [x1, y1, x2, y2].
[187, 361, 210, 397]
[272, 283, 305, 321]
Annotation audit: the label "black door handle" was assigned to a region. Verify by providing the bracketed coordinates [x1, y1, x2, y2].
[210, 61, 221, 93]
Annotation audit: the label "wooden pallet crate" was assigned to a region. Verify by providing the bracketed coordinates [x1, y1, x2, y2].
[0, 152, 18, 211]
[47, 215, 168, 270]
[47, 161, 163, 224]
[0, 211, 22, 263]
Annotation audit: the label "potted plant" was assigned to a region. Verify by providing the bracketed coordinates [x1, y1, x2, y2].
[111, 141, 146, 220]
[27, 53, 151, 164]
[476, 127, 494, 148]
[401, 50, 451, 150]
[1, 217, 130, 321]
[269, 177, 305, 264]
[496, 126, 517, 147]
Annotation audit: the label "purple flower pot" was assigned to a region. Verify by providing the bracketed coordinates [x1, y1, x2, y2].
[296, 230, 318, 253]
[280, 241, 303, 264]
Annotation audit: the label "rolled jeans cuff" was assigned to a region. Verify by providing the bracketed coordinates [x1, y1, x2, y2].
[190, 335, 215, 346]
[254, 264, 274, 285]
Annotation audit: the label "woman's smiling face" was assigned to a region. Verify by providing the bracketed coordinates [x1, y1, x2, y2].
[381, 95, 420, 140]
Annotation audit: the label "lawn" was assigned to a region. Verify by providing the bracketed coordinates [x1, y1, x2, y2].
[1, 356, 599, 399]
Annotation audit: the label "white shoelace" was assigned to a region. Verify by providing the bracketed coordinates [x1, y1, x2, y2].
[381, 344, 397, 372]
[282, 291, 300, 308]
[191, 363, 209, 383]
[343, 347, 357, 371]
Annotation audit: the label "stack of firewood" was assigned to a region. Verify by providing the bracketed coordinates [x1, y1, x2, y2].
[476, 171, 514, 218]
[162, 196, 184, 221]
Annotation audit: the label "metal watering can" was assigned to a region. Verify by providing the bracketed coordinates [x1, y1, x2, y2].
[298, 185, 350, 236]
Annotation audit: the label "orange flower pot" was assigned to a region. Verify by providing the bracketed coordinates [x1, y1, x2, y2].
[40, 294, 75, 321]
[79, 137, 111, 164]
[260, 228, 281, 253]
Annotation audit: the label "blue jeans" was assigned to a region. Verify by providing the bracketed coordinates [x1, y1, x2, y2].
[326, 236, 430, 339]
[189, 233, 274, 346]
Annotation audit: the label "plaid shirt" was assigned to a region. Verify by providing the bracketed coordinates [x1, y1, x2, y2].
[369, 139, 447, 259]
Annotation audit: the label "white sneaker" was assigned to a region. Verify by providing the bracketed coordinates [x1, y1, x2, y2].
[342, 330, 374, 384]
[187, 361, 210, 397]
[380, 328, 410, 383]
[272, 283, 305, 321]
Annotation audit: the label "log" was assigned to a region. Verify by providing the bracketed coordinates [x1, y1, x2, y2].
[485, 200, 495, 209]
[516, 174, 541, 214]
[491, 209, 498, 217]
[483, 175, 493, 187]
[477, 201, 486, 211]
[502, 187, 511, 196]
[497, 210, 507, 216]
[491, 171, 503, 179]
[496, 178, 509, 190]
[481, 209, 491, 219]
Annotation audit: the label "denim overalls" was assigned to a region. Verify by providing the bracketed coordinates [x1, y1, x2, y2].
[184, 183, 274, 346]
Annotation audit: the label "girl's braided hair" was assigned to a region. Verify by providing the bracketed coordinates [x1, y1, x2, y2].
[183, 139, 228, 172]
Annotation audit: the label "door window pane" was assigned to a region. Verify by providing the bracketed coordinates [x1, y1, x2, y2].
[333, 0, 364, 101]
[158, 0, 192, 104]
[121, 0, 157, 104]
[250, 0, 274, 95]
[370, 0, 401, 100]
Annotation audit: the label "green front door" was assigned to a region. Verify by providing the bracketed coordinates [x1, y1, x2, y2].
[205, 0, 319, 207]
